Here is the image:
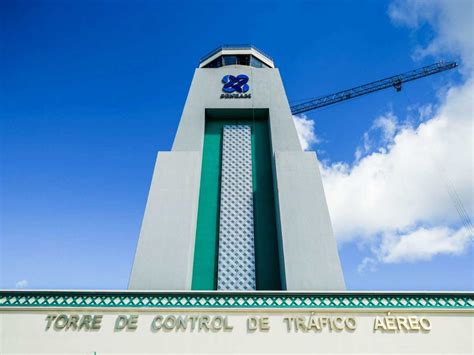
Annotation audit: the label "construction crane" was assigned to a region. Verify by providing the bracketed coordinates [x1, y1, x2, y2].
[290, 61, 458, 115]
[290, 59, 472, 237]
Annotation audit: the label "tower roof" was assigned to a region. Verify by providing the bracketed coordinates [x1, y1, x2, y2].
[199, 45, 275, 69]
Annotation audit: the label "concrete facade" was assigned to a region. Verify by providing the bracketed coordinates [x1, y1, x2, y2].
[1, 291, 473, 354]
[274, 151, 345, 290]
[129, 48, 345, 290]
[129, 152, 201, 290]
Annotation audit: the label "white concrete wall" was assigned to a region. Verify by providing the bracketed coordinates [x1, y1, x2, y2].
[172, 67, 301, 153]
[274, 151, 345, 290]
[128, 152, 201, 290]
[1, 308, 472, 353]
[130, 64, 345, 290]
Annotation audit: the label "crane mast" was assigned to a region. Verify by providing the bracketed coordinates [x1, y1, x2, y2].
[290, 61, 457, 115]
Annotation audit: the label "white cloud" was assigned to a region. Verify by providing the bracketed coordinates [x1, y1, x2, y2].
[355, 111, 400, 161]
[357, 257, 378, 273]
[291, 1, 473, 267]
[313, 0, 474, 267]
[388, 0, 436, 28]
[378, 226, 472, 263]
[414, 103, 433, 122]
[322, 78, 474, 241]
[293, 114, 319, 151]
[389, 0, 474, 72]
[372, 113, 399, 143]
[15, 280, 28, 289]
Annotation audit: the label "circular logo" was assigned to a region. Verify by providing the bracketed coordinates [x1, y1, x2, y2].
[222, 74, 250, 93]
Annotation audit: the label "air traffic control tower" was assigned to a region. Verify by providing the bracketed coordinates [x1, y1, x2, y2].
[129, 46, 345, 291]
[3, 46, 470, 355]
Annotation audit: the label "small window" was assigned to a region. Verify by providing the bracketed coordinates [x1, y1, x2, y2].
[237, 55, 250, 66]
[222, 55, 251, 66]
[203, 54, 269, 68]
[250, 56, 268, 68]
[223, 55, 237, 65]
[203, 57, 223, 68]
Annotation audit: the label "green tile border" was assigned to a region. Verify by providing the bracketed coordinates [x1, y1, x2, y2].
[0, 291, 472, 309]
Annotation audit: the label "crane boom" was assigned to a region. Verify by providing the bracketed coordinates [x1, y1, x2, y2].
[290, 61, 457, 115]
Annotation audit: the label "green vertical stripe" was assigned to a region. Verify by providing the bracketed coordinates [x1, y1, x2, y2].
[191, 122, 222, 290]
[192, 113, 281, 290]
[251, 119, 282, 290]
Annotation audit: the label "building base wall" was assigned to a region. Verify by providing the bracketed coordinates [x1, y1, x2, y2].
[1, 291, 472, 354]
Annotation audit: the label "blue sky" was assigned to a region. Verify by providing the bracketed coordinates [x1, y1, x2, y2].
[1, 0, 472, 290]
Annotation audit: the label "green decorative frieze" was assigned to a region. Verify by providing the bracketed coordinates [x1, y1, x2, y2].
[0, 291, 473, 310]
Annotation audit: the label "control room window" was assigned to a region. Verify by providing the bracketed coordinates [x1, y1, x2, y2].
[237, 55, 250, 66]
[204, 57, 223, 68]
[250, 55, 268, 68]
[204, 54, 268, 68]
[223, 55, 238, 65]
[222, 55, 251, 66]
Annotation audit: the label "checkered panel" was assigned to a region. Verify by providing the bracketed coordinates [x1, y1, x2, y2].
[217, 125, 256, 290]
[1, 292, 473, 309]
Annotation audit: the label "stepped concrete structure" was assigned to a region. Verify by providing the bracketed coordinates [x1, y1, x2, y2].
[128, 45, 345, 291]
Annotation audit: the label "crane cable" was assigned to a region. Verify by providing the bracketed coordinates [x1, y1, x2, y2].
[399, 90, 473, 236]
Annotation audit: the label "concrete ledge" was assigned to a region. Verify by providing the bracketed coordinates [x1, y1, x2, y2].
[129, 151, 201, 290]
[274, 151, 345, 291]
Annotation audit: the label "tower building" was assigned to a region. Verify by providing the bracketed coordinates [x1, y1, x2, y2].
[129, 45, 345, 291]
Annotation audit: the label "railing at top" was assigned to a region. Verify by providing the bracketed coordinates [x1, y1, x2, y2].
[200, 45, 273, 64]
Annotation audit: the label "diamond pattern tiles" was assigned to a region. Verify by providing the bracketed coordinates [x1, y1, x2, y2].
[1, 292, 473, 309]
[217, 125, 256, 291]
